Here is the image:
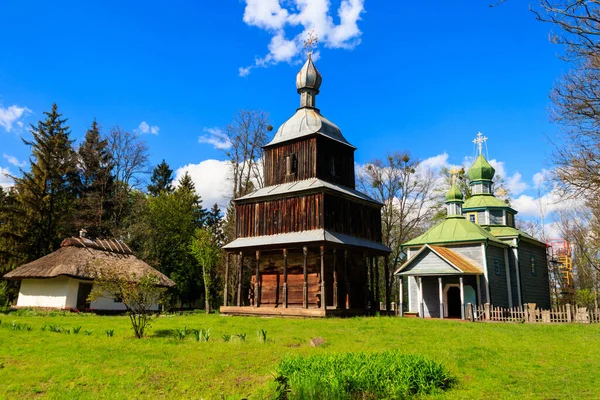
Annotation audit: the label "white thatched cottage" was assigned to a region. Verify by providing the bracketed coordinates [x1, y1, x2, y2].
[3, 237, 174, 311]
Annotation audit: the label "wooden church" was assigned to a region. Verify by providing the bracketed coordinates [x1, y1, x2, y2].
[220, 54, 391, 317]
[395, 134, 551, 319]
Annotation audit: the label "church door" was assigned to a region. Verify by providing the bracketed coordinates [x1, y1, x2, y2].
[447, 286, 462, 318]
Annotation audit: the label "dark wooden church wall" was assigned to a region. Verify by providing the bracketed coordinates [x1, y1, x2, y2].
[518, 242, 551, 309]
[486, 244, 510, 307]
[263, 138, 317, 186]
[323, 194, 382, 242]
[315, 137, 355, 188]
[236, 194, 323, 237]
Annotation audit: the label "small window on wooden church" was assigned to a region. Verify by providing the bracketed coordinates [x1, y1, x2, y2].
[494, 259, 501, 275]
[530, 255, 536, 275]
[273, 209, 280, 231]
[468, 213, 476, 223]
[285, 154, 297, 176]
[329, 157, 336, 177]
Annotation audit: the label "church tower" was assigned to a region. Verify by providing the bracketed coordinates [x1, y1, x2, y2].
[221, 53, 390, 317]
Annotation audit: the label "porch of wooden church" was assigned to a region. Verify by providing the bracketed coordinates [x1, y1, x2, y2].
[220, 245, 389, 317]
[397, 273, 485, 320]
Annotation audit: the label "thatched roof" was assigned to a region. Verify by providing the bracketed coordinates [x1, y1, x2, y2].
[3, 237, 175, 287]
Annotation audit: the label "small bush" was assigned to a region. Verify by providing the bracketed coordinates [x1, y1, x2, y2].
[273, 351, 455, 399]
[105, 329, 114, 337]
[222, 334, 231, 342]
[236, 333, 246, 342]
[48, 324, 63, 333]
[193, 328, 210, 342]
[84, 330, 93, 336]
[73, 326, 82, 334]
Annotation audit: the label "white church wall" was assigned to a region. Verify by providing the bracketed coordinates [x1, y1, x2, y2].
[17, 277, 69, 308]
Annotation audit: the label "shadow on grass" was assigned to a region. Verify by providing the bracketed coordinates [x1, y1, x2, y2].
[152, 329, 176, 338]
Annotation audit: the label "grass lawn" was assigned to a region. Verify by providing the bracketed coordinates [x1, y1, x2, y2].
[1, 312, 599, 399]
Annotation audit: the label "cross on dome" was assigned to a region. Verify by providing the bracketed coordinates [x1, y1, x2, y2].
[473, 132, 488, 154]
[449, 166, 461, 184]
[304, 30, 318, 56]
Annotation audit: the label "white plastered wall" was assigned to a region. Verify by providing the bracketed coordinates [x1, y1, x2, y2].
[17, 276, 129, 310]
[17, 277, 70, 308]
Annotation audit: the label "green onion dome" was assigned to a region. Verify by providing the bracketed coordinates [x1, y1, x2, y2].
[467, 154, 495, 182]
[445, 184, 464, 202]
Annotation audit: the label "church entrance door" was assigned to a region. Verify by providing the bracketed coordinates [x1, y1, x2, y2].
[447, 286, 461, 318]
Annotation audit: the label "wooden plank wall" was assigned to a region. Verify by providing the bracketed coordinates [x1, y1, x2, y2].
[255, 273, 320, 306]
[324, 194, 382, 242]
[263, 138, 317, 186]
[236, 194, 323, 237]
[315, 137, 355, 188]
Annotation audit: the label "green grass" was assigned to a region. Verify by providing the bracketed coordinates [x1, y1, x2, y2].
[274, 351, 454, 399]
[0, 313, 599, 399]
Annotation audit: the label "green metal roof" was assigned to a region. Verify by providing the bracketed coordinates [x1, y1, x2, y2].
[462, 194, 517, 213]
[468, 154, 495, 182]
[445, 184, 464, 202]
[484, 225, 545, 246]
[402, 216, 507, 248]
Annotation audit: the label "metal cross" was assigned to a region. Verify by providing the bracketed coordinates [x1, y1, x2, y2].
[304, 30, 318, 56]
[473, 132, 488, 154]
[449, 166, 461, 184]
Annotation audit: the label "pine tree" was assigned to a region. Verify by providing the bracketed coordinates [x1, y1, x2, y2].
[147, 160, 174, 196]
[14, 103, 80, 257]
[77, 120, 114, 238]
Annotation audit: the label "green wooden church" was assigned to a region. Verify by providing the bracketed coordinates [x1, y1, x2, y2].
[395, 134, 551, 318]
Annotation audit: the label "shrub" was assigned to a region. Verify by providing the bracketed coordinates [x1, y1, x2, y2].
[273, 351, 455, 399]
[84, 330, 94, 336]
[73, 326, 82, 334]
[222, 334, 231, 342]
[48, 324, 63, 333]
[105, 329, 114, 337]
[236, 333, 246, 342]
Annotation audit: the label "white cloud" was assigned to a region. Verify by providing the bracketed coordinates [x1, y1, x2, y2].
[506, 172, 527, 196]
[533, 168, 552, 190]
[135, 121, 160, 135]
[0, 105, 30, 132]
[240, 0, 365, 74]
[511, 184, 583, 219]
[419, 152, 449, 171]
[198, 127, 232, 150]
[239, 66, 252, 77]
[2, 153, 25, 168]
[0, 167, 13, 188]
[174, 159, 233, 210]
[243, 0, 289, 30]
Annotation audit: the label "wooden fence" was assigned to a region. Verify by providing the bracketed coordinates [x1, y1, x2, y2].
[467, 303, 600, 324]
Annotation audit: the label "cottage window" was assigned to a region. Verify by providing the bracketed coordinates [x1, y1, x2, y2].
[530, 255, 536, 275]
[468, 213, 476, 223]
[494, 259, 501, 276]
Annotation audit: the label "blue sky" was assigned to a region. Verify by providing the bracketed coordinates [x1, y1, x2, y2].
[0, 1, 569, 227]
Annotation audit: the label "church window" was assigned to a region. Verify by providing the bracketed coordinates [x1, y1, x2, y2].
[330, 156, 336, 177]
[285, 154, 297, 176]
[468, 213, 476, 223]
[494, 259, 501, 275]
[530, 255, 536, 275]
[273, 209, 280, 231]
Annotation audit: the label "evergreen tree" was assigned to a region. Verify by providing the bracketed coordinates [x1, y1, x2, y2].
[147, 160, 174, 196]
[14, 103, 80, 257]
[77, 120, 114, 238]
